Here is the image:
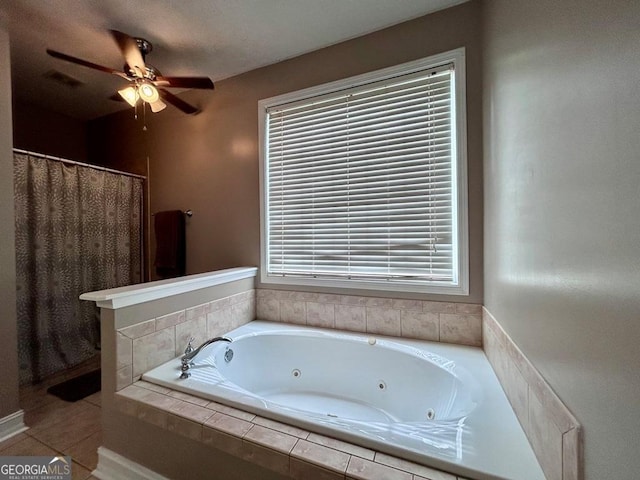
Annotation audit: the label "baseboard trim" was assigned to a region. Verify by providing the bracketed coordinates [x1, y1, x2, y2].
[93, 447, 170, 480]
[0, 409, 28, 443]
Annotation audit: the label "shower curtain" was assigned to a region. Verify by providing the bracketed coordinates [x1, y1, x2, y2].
[13, 152, 143, 384]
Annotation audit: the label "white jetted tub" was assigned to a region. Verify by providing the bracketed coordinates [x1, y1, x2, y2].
[142, 321, 544, 480]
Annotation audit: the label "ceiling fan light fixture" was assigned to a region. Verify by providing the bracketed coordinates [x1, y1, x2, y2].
[139, 81, 159, 103]
[118, 86, 139, 107]
[150, 99, 167, 113]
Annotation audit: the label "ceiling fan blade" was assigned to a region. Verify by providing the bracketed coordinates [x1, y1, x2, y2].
[154, 76, 214, 90]
[158, 89, 200, 115]
[150, 99, 167, 113]
[109, 93, 124, 102]
[46, 49, 129, 79]
[110, 30, 146, 77]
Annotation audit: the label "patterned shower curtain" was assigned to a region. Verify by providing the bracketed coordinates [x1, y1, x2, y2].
[13, 152, 143, 384]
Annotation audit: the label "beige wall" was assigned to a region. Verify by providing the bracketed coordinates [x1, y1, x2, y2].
[0, 24, 20, 418]
[13, 99, 88, 162]
[482, 1, 640, 478]
[89, 1, 483, 303]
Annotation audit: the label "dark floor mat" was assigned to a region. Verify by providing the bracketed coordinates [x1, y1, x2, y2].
[47, 369, 101, 402]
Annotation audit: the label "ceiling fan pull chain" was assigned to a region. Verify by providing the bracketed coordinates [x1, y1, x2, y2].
[143, 102, 148, 131]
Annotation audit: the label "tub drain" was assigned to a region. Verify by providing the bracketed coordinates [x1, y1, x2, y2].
[292, 369, 302, 378]
[426, 408, 436, 420]
[378, 380, 387, 390]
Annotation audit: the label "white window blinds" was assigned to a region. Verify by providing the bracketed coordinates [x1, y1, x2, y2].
[264, 63, 458, 286]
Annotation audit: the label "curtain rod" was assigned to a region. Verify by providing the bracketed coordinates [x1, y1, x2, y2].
[13, 148, 147, 180]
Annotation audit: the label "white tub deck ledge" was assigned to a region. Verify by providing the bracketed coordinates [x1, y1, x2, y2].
[80, 267, 258, 309]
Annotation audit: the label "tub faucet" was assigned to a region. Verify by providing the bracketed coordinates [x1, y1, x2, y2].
[179, 336, 232, 379]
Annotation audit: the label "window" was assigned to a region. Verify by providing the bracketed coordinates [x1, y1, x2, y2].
[259, 48, 468, 295]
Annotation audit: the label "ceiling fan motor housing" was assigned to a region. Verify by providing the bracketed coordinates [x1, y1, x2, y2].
[135, 38, 152, 58]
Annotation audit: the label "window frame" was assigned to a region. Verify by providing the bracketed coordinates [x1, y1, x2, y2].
[258, 47, 468, 296]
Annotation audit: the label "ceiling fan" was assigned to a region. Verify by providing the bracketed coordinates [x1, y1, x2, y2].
[46, 30, 214, 115]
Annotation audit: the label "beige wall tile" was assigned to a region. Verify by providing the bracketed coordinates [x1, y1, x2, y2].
[256, 288, 271, 299]
[317, 293, 341, 304]
[338, 294, 367, 306]
[204, 412, 254, 438]
[481, 320, 504, 376]
[209, 296, 232, 311]
[252, 416, 309, 439]
[257, 297, 280, 321]
[169, 400, 215, 423]
[526, 367, 577, 434]
[335, 304, 366, 332]
[400, 310, 439, 341]
[484, 308, 578, 434]
[241, 440, 291, 476]
[166, 413, 203, 441]
[231, 299, 255, 329]
[207, 307, 233, 338]
[391, 299, 423, 311]
[167, 390, 210, 407]
[202, 426, 244, 457]
[116, 332, 132, 370]
[243, 424, 297, 454]
[136, 389, 182, 411]
[422, 301, 456, 314]
[132, 328, 176, 377]
[374, 452, 455, 480]
[455, 303, 482, 314]
[363, 297, 394, 308]
[113, 394, 137, 417]
[306, 302, 335, 328]
[291, 439, 350, 473]
[290, 458, 346, 480]
[563, 426, 583, 480]
[307, 433, 375, 460]
[115, 365, 133, 391]
[503, 359, 529, 431]
[175, 316, 207, 356]
[136, 380, 171, 394]
[186, 302, 210, 322]
[156, 310, 186, 330]
[206, 401, 256, 422]
[119, 319, 155, 339]
[137, 403, 168, 429]
[366, 307, 401, 336]
[529, 391, 563, 480]
[347, 456, 411, 480]
[280, 300, 306, 324]
[118, 384, 150, 401]
[439, 314, 482, 347]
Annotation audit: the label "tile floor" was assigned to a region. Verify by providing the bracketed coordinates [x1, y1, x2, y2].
[0, 358, 102, 480]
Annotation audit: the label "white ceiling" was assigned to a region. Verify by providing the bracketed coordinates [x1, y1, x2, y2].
[1, 0, 467, 120]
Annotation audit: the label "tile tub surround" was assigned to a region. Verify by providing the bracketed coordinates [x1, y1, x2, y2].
[257, 289, 483, 347]
[115, 289, 256, 390]
[482, 308, 582, 480]
[114, 381, 473, 480]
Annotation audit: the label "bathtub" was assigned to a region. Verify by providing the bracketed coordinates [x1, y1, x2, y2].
[142, 321, 544, 480]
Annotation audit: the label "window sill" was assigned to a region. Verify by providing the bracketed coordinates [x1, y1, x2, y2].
[260, 273, 469, 297]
